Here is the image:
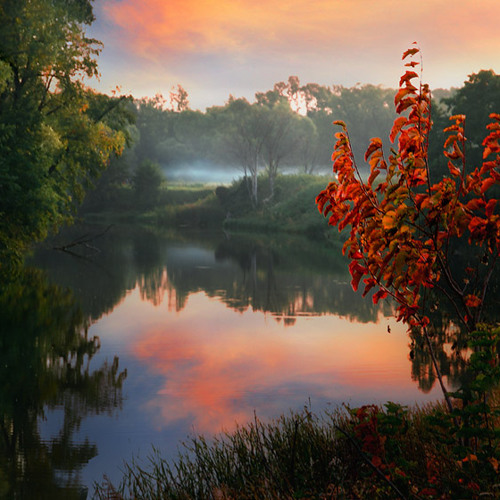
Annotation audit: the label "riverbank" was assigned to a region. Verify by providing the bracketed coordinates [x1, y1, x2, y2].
[94, 396, 500, 499]
[80, 174, 335, 240]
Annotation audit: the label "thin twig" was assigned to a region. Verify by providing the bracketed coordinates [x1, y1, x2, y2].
[54, 224, 113, 252]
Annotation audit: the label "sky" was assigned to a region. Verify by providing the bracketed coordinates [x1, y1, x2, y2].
[87, 0, 500, 111]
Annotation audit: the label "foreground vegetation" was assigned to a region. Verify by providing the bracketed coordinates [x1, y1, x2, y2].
[95, 376, 500, 499]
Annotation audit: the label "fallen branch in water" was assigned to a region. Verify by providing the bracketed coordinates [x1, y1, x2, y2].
[54, 224, 113, 253]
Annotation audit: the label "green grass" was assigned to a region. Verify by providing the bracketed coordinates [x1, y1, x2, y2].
[219, 174, 335, 238]
[82, 174, 338, 239]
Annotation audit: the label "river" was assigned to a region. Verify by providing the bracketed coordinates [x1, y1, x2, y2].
[0, 224, 448, 498]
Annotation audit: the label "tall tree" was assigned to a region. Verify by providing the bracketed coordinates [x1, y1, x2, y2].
[0, 0, 129, 264]
[218, 98, 267, 207]
[259, 102, 302, 201]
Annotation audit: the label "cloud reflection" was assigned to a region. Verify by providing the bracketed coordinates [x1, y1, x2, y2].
[127, 290, 438, 434]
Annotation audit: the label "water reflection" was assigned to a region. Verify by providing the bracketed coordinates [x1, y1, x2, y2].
[21, 224, 487, 491]
[0, 269, 126, 499]
[126, 290, 423, 434]
[35, 226, 388, 325]
[32, 225, 473, 399]
[32, 224, 489, 402]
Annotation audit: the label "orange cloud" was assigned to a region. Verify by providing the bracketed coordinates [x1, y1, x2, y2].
[97, 0, 500, 101]
[101, 0, 401, 59]
[103, 0, 500, 59]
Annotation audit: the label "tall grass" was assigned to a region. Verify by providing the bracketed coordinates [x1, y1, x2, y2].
[93, 400, 483, 499]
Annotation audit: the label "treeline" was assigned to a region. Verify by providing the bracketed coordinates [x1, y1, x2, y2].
[83, 81, 405, 213]
[85, 69, 500, 216]
[2, 0, 500, 266]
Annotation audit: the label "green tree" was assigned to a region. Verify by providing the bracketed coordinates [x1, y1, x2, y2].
[0, 0, 129, 265]
[260, 101, 303, 201]
[294, 116, 320, 174]
[443, 70, 500, 168]
[132, 160, 165, 208]
[216, 97, 267, 207]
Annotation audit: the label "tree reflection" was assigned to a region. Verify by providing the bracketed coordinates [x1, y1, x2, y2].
[33, 225, 390, 326]
[161, 233, 386, 323]
[408, 275, 499, 393]
[35, 225, 496, 398]
[0, 269, 126, 499]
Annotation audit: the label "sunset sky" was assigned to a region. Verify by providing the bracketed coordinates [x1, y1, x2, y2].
[88, 0, 500, 110]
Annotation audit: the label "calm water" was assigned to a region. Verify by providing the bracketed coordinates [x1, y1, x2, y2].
[1, 225, 448, 498]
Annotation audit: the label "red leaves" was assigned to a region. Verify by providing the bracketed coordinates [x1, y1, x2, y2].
[349, 260, 368, 292]
[373, 289, 388, 304]
[481, 176, 496, 193]
[448, 161, 461, 177]
[399, 70, 419, 87]
[402, 47, 419, 59]
[364, 137, 383, 162]
[333, 119, 347, 128]
[316, 45, 499, 333]
[465, 295, 481, 308]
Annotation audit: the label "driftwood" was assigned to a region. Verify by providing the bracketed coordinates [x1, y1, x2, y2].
[54, 224, 113, 254]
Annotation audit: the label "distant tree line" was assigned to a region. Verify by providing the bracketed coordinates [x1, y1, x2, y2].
[104, 80, 405, 208]
[91, 70, 500, 212]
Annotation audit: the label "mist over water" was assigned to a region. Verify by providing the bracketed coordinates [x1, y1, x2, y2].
[162, 161, 333, 185]
[163, 161, 241, 184]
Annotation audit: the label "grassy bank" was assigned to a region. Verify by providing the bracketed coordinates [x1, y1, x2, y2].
[81, 174, 335, 239]
[94, 397, 500, 499]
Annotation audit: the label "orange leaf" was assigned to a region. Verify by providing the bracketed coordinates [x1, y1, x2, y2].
[465, 295, 481, 308]
[364, 137, 383, 161]
[382, 211, 397, 229]
[368, 168, 380, 186]
[399, 71, 419, 87]
[485, 199, 497, 217]
[389, 116, 407, 143]
[466, 198, 485, 211]
[373, 289, 388, 304]
[481, 177, 496, 193]
[448, 162, 461, 177]
[394, 88, 415, 106]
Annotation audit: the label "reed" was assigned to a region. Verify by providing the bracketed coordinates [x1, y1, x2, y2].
[94, 398, 499, 499]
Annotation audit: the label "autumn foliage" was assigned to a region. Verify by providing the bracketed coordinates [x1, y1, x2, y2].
[316, 45, 499, 333]
[316, 44, 500, 498]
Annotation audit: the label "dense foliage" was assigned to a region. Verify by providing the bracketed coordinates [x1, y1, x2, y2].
[317, 49, 499, 333]
[0, 0, 132, 268]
